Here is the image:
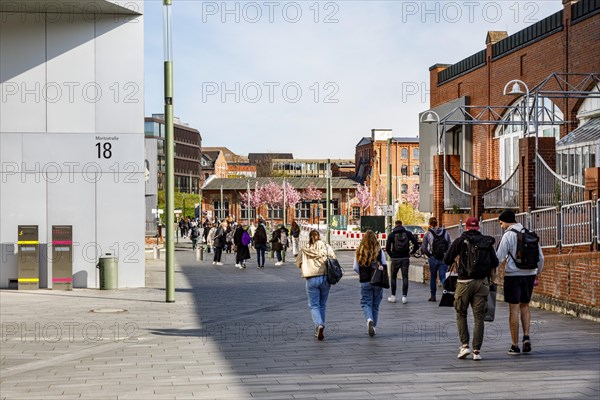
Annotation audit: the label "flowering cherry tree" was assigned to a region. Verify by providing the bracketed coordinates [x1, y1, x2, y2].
[284, 182, 302, 209]
[402, 184, 420, 209]
[356, 183, 372, 213]
[302, 183, 323, 202]
[259, 180, 283, 207]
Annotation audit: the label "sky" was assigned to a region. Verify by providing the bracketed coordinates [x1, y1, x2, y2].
[143, 0, 563, 159]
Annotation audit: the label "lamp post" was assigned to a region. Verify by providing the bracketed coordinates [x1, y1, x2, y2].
[282, 177, 287, 227]
[163, 0, 175, 303]
[420, 110, 442, 154]
[502, 79, 531, 138]
[387, 138, 393, 234]
[326, 159, 331, 244]
[247, 179, 251, 226]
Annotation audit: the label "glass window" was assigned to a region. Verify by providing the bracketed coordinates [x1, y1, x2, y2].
[412, 165, 419, 176]
[401, 184, 408, 194]
[352, 206, 361, 220]
[295, 202, 311, 219]
[213, 201, 229, 219]
[401, 148, 408, 158]
[413, 148, 419, 159]
[240, 205, 256, 220]
[401, 165, 408, 176]
[267, 205, 282, 219]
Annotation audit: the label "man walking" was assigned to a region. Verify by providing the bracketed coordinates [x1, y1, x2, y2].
[444, 217, 499, 360]
[385, 221, 419, 304]
[496, 210, 544, 355]
[421, 217, 452, 302]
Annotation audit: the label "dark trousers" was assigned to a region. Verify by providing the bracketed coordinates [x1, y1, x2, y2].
[213, 247, 223, 262]
[255, 245, 266, 267]
[390, 258, 410, 296]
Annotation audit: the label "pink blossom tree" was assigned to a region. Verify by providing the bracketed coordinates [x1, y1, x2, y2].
[356, 183, 372, 214]
[302, 183, 323, 202]
[402, 185, 420, 209]
[259, 180, 283, 207]
[284, 182, 302, 209]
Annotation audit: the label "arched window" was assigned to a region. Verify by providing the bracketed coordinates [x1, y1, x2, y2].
[495, 96, 563, 181]
[401, 148, 408, 158]
[412, 165, 419, 176]
[401, 165, 408, 176]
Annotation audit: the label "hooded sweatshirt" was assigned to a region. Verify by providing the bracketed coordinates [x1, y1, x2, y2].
[297, 240, 335, 279]
[496, 223, 544, 276]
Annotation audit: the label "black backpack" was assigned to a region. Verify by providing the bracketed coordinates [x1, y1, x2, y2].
[431, 229, 449, 260]
[394, 231, 409, 253]
[190, 226, 199, 239]
[509, 227, 540, 269]
[462, 235, 496, 279]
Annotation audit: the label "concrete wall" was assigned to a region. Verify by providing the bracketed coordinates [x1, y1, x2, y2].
[0, 1, 145, 288]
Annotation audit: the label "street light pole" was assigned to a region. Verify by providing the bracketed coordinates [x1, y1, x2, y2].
[163, 0, 175, 303]
[326, 159, 331, 244]
[387, 138, 393, 234]
[283, 177, 287, 227]
[247, 179, 251, 226]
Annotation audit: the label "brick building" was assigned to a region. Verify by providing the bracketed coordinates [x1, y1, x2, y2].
[355, 129, 420, 214]
[420, 0, 600, 225]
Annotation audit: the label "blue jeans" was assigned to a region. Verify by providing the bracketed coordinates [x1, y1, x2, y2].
[428, 257, 448, 297]
[255, 245, 266, 266]
[306, 275, 331, 327]
[360, 282, 383, 326]
[275, 250, 282, 262]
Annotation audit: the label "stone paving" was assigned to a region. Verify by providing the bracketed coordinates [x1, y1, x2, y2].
[1, 243, 599, 399]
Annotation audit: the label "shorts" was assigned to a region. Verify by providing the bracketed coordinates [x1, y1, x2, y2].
[503, 275, 536, 304]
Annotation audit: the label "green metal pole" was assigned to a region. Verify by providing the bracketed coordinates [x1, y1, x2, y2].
[283, 177, 287, 227]
[326, 159, 331, 244]
[387, 138, 393, 235]
[164, 0, 175, 303]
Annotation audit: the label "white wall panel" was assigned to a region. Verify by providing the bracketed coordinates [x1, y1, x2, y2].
[46, 14, 96, 133]
[0, 133, 23, 165]
[94, 14, 144, 134]
[0, 13, 46, 133]
[96, 176, 145, 287]
[21, 133, 144, 171]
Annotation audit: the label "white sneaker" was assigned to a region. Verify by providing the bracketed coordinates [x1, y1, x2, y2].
[402, 296, 408, 304]
[388, 295, 396, 303]
[235, 263, 241, 268]
[457, 346, 471, 359]
[216, 262, 223, 266]
[367, 319, 375, 337]
[212, 261, 216, 265]
[472, 351, 482, 361]
[274, 261, 282, 266]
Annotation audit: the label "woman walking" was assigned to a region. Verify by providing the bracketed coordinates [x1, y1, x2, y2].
[290, 221, 301, 257]
[296, 230, 336, 340]
[253, 220, 268, 269]
[233, 225, 251, 269]
[353, 230, 388, 337]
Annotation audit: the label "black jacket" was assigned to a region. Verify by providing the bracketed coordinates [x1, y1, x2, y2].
[443, 230, 499, 279]
[385, 226, 419, 258]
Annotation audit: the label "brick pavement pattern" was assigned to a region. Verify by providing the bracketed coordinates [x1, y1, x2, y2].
[1, 244, 599, 399]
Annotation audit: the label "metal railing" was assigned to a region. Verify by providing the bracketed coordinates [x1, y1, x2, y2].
[480, 218, 503, 244]
[561, 201, 595, 246]
[460, 168, 481, 194]
[530, 207, 558, 248]
[445, 222, 463, 242]
[536, 153, 586, 208]
[483, 165, 519, 209]
[444, 171, 471, 211]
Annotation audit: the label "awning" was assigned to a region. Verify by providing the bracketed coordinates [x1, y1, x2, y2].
[556, 118, 600, 148]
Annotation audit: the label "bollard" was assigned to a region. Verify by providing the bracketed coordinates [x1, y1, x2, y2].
[153, 246, 160, 260]
[199, 246, 204, 261]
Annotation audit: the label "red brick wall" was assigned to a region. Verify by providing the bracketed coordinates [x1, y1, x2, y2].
[430, 4, 600, 217]
[423, 251, 600, 320]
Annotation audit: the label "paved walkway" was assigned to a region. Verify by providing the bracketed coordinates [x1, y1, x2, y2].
[1, 243, 599, 399]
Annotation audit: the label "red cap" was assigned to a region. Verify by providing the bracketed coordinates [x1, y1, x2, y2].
[465, 217, 480, 230]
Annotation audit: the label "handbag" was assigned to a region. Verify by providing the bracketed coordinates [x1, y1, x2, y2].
[370, 264, 390, 289]
[439, 260, 458, 307]
[484, 283, 497, 322]
[326, 258, 344, 284]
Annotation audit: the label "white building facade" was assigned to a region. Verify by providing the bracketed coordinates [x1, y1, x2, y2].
[0, 1, 145, 288]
